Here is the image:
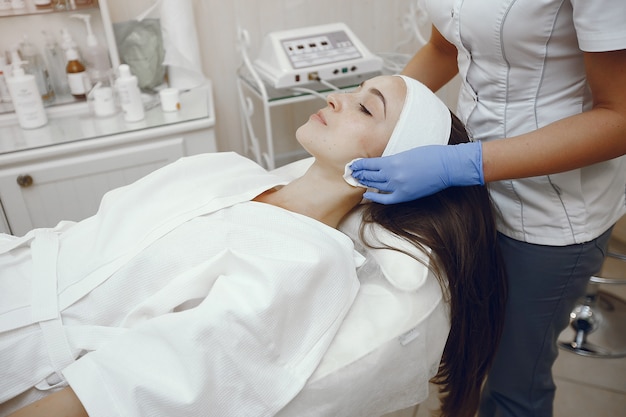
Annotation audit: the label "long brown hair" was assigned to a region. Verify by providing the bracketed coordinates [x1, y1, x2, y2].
[359, 112, 507, 417]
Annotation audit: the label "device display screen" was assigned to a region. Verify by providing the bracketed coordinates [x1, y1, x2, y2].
[281, 30, 362, 69]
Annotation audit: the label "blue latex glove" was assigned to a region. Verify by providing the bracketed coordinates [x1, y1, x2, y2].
[350, 141, 484, 204]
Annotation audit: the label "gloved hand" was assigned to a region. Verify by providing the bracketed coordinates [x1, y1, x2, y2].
[350, 141, 484, 204]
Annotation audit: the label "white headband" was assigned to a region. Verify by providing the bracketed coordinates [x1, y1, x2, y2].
[382, 75, 451, 156]
[344, 75, 452, 187]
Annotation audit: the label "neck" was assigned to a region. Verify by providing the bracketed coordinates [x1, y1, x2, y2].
[254, 161, 365, 229]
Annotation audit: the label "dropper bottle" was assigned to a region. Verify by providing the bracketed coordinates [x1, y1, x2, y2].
[61, 28, 91, 99]
[71, 14, 111, 85]
[60, 28, 82, 60]
[65, 46, 91, 99]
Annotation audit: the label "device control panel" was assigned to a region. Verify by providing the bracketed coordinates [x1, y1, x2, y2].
[253, 23, 383, 89]
[282, 30, 362, 69]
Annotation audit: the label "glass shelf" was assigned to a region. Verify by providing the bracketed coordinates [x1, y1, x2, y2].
[0, 84, 214, 155]
[0, 93, 86, 114]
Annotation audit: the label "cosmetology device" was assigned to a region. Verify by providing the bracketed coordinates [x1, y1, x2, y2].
[253, 22, 383, 90]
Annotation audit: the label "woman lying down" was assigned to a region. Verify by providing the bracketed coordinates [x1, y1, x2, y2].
[0, 75, 507, 417]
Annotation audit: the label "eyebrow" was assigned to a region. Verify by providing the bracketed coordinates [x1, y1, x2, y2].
[359, 81, 387, 118]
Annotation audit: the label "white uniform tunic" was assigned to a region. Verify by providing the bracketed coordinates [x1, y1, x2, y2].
[424, 0, 626, 245]
[0, 153, 361, 417]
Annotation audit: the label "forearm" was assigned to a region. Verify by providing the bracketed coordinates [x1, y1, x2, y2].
[483, 108, 626, 181]
[8, 387, 88, 417]
[401, 26, 459, 92]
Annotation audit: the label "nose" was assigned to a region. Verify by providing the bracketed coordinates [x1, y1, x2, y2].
[326, 93, 341, 111]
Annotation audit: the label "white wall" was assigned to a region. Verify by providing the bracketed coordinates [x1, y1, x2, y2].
[105, 0, 454, 158]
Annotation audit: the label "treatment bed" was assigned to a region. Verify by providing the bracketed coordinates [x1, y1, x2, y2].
[271, 158, 449, 416]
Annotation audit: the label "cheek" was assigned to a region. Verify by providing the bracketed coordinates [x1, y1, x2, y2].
[360, 127, 389, 158]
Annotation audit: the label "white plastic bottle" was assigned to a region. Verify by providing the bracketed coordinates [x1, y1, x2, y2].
[6, 58, 48, 129]
[115, 64, 144, 122]
[71, 14, 111, 85]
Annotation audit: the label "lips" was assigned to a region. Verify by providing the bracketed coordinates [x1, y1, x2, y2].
[311, 110, 327, 125]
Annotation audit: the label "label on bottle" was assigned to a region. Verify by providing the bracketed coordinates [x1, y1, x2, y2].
[8, 82, 47, 128]
[67, 71, 91, 96]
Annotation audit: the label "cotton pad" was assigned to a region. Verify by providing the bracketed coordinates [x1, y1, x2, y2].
[343, 158, 367, 188]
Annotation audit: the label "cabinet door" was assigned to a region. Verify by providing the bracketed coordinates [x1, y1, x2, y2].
[0, 137, 186, 236]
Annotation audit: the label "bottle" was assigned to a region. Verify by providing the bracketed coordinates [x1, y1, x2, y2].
[88, 81, 116, 118]
[71, 14, 111, 85]
[0, 55, 12, 102]
[41, 30, 70, 97]
[115, 64, 144, 122]
[65, 46, 91, 99]
[60, 28, 81, 61]
[6, 57, 48, 129]
[19, 36, 55, 103]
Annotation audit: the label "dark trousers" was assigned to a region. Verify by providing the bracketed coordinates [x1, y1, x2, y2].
[478, 228, 613, 417]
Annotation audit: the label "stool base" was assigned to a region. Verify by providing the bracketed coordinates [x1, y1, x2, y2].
[558, 290, 626, 359]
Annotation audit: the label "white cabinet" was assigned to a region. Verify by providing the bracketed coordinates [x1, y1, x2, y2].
[0, 84, 216, 236]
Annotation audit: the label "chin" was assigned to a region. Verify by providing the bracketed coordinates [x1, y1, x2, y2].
[295, 125, 313, 152]
[295, 124, 304, 140]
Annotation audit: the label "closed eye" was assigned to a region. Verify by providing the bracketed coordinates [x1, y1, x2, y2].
[359, 104, 372, 116]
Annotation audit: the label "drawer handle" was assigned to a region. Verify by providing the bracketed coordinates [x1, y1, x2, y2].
[17, 174, 34, 188]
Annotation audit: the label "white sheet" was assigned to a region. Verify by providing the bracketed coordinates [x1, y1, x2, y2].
[0, 153, 450, 417]
[0, 153, 359, 417]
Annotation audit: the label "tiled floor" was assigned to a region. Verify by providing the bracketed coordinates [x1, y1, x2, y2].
[383, 244, 626, 417]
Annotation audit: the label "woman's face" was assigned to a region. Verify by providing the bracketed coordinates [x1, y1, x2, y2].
[296, 75, 406, 171]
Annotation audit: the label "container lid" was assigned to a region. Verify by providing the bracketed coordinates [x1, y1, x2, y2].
[65, 48, 79, 61]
